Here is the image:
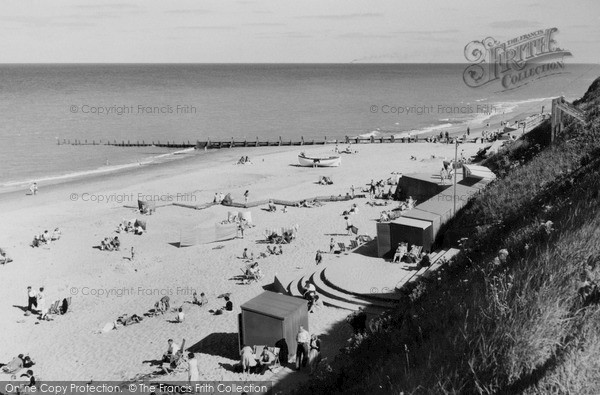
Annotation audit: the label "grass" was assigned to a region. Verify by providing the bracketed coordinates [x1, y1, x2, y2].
[296, 77, 600, 394]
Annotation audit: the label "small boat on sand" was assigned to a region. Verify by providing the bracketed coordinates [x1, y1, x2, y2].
[298, 153, 341, 167]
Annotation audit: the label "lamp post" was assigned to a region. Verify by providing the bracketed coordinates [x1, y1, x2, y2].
[453, 138, 458, 216]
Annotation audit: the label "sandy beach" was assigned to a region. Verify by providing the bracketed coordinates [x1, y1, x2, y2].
[0, 140, 490, 389]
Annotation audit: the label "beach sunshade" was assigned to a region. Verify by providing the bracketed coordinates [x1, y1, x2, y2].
[228, 211, 239, 222]
[138, 199, 156, 211]
[179, 228, 197, 247]
[239, 211, 252, 224]
[222, 193, 233, 205]
[180, 222, 239, 247]
[134, 219, 147, 230]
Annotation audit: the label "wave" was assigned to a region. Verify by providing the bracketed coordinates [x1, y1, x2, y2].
[0, 148, 196, 189]
[356, 130, 382, 139]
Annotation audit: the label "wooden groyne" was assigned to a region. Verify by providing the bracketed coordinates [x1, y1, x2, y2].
[56, 111, 552, 150]
[57, 135, 436, 149]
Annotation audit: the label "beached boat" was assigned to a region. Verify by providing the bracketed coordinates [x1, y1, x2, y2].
[298, 153, 341, 167]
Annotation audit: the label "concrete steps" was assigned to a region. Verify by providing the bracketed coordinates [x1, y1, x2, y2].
[287, 272, 386, 313]
[311, 269, 396, 310]
[283, 248, 462, 313]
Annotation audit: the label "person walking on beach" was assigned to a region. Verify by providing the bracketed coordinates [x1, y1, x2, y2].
[345, 216, 353, 236]
[243, 190, 249, 204]
[329, 238, 335, 253]
[130, 247, 135, 261]
[350, 185, 355, 198]
[315, 250, 323, 265]
[27, 286, 37, 312]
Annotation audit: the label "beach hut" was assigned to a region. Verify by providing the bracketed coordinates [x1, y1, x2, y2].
[239, 291, 308, 361]
[389, 217, 433, 254]
[401, 208, 442, 243]
[462, 164, 496, 182]
[376, 223, 392, 257]
[394, 173, 449, 202]
[417, 184, 479, 224]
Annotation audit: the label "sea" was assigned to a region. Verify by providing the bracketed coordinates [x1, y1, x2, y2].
[1, 63, 599, 187]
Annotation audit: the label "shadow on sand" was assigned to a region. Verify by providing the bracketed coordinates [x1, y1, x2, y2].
[186, 332, 239, 359]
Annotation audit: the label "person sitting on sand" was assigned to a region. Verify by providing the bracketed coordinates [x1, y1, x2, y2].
[266, 245, 275, 255]
[160, 295, 171, 312]
[257, 347, 277, 374]
[20, 369, 36, 387]
[31, 235, 41, 248]
[0, 247, 12, 265]
[379, 211, 390, 222]
[102, 238, 114, 251]
[267, 200, 276, 212]
[51, 228, 61, 241]
[247, 262, 263, 280]
[192, 292, 208, 307]
[278, 245, 283, 255]
[116, 313, 143, 327]
[176, 307, 185, 323]
[41, 230, 51, 244]
[213, 296, 233, 315]
[242, 248, 249, 260]
[240, 345, 258, 373]
[299, 200, 314, 208]
[111, 236, 120, 251]
[134, 224, 145, 235]
[1, 354, 24, 374]
[162, 339, 180, 366]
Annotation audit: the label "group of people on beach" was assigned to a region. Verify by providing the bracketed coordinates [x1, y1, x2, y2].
[31, 228, 61, 248]
[116, 220, 145, 235]
[367, 179, 395, 200]
[100, 236, 120, 251]
[1, 353, 36, 391]
[26, 286, 48, 319]
[237, 156, 252, 165]
[295, 326, 322, 373]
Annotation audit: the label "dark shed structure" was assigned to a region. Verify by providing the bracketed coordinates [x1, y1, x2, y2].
[239, 291, 308, 360]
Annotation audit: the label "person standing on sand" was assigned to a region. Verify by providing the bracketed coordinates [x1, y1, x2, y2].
[188, 353, 199, 383]
[329, 238, 335, 253]
[295, 326, 310, 370]
[243, 190, 249, 204]
[131, 247, 135, 261]
[27, 286, 37, 312]
[369, 180, 375, 198]
[36, 287, 46, 319]
[29, 183, 38, 195]
[350, 185, 355, 198]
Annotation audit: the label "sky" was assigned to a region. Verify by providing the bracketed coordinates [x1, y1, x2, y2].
[0, 0, 598, 63]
